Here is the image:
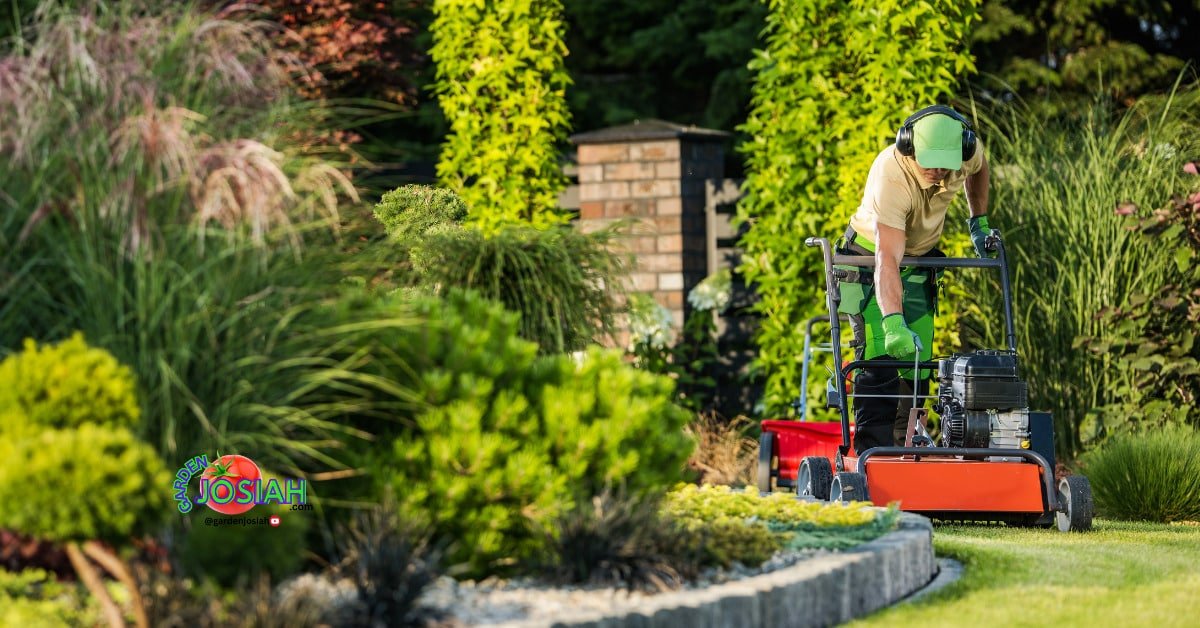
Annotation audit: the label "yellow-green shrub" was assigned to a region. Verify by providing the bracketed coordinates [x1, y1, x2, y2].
[430, 0, 573, 231]
[0, 425, 170, 543]
[666, 484, 898, 553]
[0, 333, 140, 434]
[0, 568, 90, 627]
[0, 335, 169, 544]
[386, 291, 693, 576]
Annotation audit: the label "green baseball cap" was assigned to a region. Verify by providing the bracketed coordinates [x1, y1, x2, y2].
[912, 114, 964, 170]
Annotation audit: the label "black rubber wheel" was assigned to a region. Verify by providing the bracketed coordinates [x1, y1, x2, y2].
[1056, 475, 1094, 532]
[797, 456, 833, 500]
[829, 471, 870, 503]
[757, 432, 777, 494]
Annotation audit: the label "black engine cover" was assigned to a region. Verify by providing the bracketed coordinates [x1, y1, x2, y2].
[948, 351, 1027, 411]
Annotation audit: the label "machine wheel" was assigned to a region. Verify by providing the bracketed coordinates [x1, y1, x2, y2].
[830, 472, 870, 503]
[797, 456, 833, 500]
[757, 432, 777, 494]
[1056, 475, 1094, 532]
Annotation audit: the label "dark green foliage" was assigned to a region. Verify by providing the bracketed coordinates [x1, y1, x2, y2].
[431, 0, 572, 230]
[972, 0, 1200, 107]
[563, 0, 766, 162]
[0, 333, 140, 434]
[386, 291, 693, 576]
[178, 503, 309, 588]
[544, 489, 697, 591]
[403, 219, 628, 354]
[333, 501, 439, 627]
[0, 425, 170, 543]
[737, 0, 980, 414]
[1080, 428, 1200, 522]
[373, 184, 469, 241]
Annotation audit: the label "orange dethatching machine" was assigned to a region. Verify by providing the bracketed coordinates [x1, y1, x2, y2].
[757, 233, 1093, 532]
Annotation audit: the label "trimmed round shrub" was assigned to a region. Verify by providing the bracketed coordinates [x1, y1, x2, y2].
[373, 184, 468, 241]
[1080, 427, 1200, 522]
[0, 333, 140, 433]
[0, 425, 170, 543]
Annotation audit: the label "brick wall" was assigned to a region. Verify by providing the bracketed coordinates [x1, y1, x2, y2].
[572, 120, 728, 336]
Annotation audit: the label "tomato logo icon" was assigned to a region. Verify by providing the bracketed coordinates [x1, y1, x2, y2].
[200, 454, 262, 515]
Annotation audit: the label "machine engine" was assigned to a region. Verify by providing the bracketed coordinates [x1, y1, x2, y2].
[933, 351, 1031, 452]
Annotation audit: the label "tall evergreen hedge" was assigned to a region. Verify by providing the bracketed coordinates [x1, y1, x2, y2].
[738, 0, 980, 414]
[431, 0, 573, 232]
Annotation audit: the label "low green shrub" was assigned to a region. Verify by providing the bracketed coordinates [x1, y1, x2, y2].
[384, 291, 693, 576]
[1080, 427, 1200, 522]
[178, 502, 309, 587]
[0, 597, 81, 628]
[687, 519, 785, 569]
[0, 425, 170, 544]
[665, 484, 899, 556]
[0, 333, 140, 434]
[374, 186, 628, 353]
[408, 224, 628, 353]
[0, 567, 95, 626]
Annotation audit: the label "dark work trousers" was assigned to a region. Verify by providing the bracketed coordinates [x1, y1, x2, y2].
[838, 242, 939, 455]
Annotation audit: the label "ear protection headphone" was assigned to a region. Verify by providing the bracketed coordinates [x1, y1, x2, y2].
[895, 105, 977, 162]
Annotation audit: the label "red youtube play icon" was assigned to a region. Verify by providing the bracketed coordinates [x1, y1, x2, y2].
[269, 515, 281, 527]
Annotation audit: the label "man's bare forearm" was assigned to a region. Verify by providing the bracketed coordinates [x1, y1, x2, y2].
[966, 161, 989, 218]
[875, 255, 903, 316]
[873, 223, 907, 316]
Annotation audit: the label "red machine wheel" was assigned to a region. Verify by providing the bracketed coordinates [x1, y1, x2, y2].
[1056, 475, 1094, 532]
[757, 432, 777, 494]
[830, 472, 870, 503]
[797, 456, 833, 500]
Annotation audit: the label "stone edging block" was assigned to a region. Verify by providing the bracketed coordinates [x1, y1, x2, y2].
[497, 512, 935, 628]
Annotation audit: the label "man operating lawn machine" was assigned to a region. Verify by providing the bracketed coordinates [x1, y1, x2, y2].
[839, 104, 992, 453]
[757, 105, 1093, 532]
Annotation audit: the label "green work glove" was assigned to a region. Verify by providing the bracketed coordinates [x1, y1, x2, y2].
[968, 215, 998, 258]
[881, 313, 920, 360]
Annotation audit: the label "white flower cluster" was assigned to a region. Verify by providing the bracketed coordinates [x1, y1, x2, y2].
[628, 293, 674, 350]
[687, 268, 732, 312]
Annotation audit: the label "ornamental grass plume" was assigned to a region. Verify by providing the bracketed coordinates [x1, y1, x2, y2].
[0, 1, 353, 250]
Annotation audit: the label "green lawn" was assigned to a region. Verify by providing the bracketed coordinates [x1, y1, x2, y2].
[853, 520, 1200, 627]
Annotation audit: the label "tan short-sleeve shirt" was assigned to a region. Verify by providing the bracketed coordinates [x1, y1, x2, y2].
[848, 140, 987, 255]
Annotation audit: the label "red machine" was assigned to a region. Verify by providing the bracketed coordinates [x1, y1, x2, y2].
[757, 235, 1093, 532]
